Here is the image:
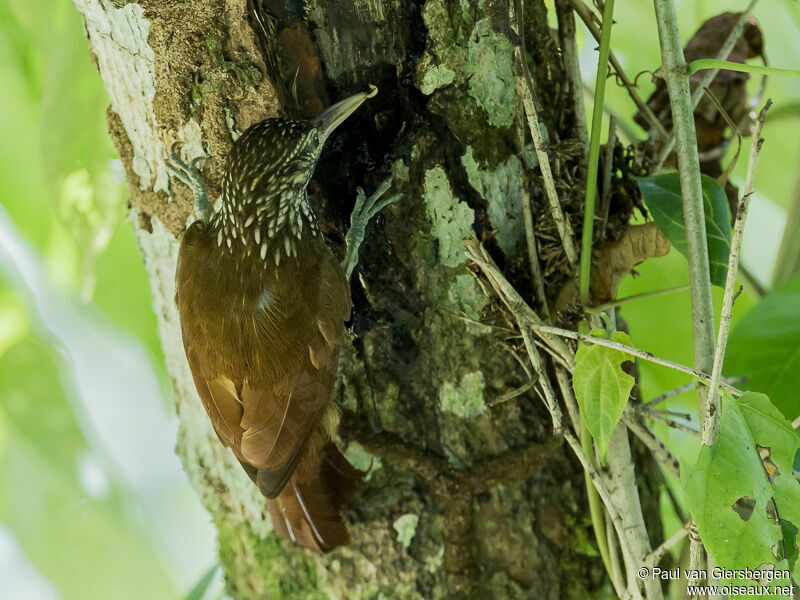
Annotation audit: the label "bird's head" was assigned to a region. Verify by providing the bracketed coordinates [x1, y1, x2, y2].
[223, 86, 377, 202]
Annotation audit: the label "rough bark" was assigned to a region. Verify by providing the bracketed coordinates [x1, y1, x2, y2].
[72, 0, 661, 598]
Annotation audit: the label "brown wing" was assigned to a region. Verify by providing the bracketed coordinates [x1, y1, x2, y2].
[185, 345, 245, 454]
[177, 223, 351, 498]
[241, 244, 351, 497]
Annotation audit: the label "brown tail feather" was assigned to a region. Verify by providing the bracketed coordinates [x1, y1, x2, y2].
[265, 444, 363, 553]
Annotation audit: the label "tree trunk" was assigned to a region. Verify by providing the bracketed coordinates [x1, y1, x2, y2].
[72, 0, 661, 597]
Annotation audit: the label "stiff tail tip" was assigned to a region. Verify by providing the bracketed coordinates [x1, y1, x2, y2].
[266, 443, 363, 553]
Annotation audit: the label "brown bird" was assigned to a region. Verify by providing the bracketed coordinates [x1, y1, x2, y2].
[167, 86, 398, 553]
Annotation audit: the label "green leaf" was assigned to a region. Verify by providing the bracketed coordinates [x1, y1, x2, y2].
[724, 275, 800, 421]
[572, 330, 635, 463]
[635, 172, 732, 287]
[683, 392, 800, 576]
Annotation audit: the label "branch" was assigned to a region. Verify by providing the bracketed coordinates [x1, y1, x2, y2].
[654, 1, 759, 169]
[622, 411, 681, 479]
[651, 0, 717, 443]
[561, 428, 643, 599]
[702, 101, 770, 445]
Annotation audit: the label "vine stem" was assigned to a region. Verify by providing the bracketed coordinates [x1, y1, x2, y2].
[579, 0, 615, 303]
[575, 0, 618, 585]
[702, 101, 771, 445]
[568, 0, 668, 139]
[651, 0, 716, 403]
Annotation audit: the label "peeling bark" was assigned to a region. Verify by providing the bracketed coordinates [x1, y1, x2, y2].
[73, 0, 661, 598]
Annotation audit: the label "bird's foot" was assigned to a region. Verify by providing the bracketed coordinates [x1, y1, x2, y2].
[166, 142, 212, 223]
[341, 179, 402, 281]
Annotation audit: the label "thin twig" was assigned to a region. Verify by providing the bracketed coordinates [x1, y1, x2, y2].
[701, 86, 743, 187]
[556, 0, 590, 164]
[556, 367, 581, 435]
[646, 408, 691, 420]
[467, 240, 564, 434]
[702, 102, 770, 446]
[623, 412, 681, 478]
[739, 264, 766, 298]
[599, 116, 616, 240]
[513, 0, 579, 271]
[465, 239, 574, 364]
[569, 0, 668, 139]
[658, 466, 688, 524]
[526, 323, 742, 395]
[655, 1, 760, 169]
[641, 382, 697, 408]
[645, 523, 690, 567]
[521, 183, 549, 315]
[588, 284, 689, 314]
[490, 380, 536, 407]
[647, 412, 701, 437]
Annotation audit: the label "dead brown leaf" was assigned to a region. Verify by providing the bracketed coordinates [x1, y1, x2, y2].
[553, 222, 671, 318]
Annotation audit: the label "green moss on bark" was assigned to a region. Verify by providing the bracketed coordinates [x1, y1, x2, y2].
[423, 166, 475, 268]
[461, 147, 525, 256]
[215, 518, 327, 600]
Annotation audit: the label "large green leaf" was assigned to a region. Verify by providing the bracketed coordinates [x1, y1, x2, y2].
[725, 275, 800, 421]
[635, 172, 732, 287]
[572, 330, 635, 463]
[683, 392, 800, 578]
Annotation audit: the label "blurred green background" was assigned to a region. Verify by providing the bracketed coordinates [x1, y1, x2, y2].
[0, 0, 796, 599]
[0, 1, 219, 599]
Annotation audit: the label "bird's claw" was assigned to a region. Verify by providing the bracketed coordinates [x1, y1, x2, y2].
[165, 142, 212, 223]
[342, 178, 401, 281]
[350, 180, 401, 228]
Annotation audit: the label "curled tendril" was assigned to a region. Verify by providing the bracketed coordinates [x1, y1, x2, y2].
[632, 69, 658, 88]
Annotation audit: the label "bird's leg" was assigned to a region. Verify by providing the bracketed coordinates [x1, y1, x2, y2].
[341, 179, 401, 281]
[166, 143, 212, 223]
[342, 179, 399, 434]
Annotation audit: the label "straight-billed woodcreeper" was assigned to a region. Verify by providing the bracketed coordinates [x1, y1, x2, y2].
[168, 86, 397, 553]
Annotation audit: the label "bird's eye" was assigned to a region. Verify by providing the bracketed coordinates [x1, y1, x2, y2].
[312, 132, 320, 145]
